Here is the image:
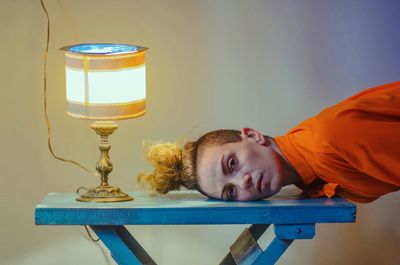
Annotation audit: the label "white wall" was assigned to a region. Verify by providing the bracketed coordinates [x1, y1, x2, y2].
[1, 0, 399, 264]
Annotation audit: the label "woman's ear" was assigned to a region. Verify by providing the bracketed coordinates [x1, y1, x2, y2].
[240, 128, 266, 145]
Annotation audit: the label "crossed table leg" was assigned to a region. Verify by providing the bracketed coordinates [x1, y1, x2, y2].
[90, 223, 315, 265]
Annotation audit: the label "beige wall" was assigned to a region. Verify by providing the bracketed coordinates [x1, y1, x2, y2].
[1, 0, 399, 264]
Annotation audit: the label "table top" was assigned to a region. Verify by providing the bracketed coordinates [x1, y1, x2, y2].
[35, 190, 356, 225]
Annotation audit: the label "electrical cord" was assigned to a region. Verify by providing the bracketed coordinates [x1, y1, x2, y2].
[39, 0, 99, 178]
[39, 0, 99, 243]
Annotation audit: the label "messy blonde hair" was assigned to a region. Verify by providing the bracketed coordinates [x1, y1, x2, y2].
[137, 129, 241, 195]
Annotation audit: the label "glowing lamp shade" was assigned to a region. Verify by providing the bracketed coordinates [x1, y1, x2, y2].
[59, 43, 149, 203]
[61, 43, 148, 120]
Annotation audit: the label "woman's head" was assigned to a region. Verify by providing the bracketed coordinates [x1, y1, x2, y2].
[137, 128, 286, 201]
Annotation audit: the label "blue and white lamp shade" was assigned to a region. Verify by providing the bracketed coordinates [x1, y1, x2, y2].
[61, 43, 148, 120]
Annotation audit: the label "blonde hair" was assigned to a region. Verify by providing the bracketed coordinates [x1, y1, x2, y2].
[137, 130, 241, 195]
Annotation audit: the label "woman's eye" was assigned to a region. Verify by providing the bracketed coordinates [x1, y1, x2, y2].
[227, 185, 236, 200]
[227, 156, 237, 171]
[222, 183, 237, 201]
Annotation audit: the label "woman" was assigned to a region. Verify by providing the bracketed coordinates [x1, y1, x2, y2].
[138, 81, 400, 203]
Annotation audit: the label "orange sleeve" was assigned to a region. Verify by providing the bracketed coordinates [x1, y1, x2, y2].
[276, 81, 400, 203]
[326, 88, 400, 188]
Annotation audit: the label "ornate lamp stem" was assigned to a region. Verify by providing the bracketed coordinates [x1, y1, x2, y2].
[76, 121, 133, 202]
[94, 123, 115, 187]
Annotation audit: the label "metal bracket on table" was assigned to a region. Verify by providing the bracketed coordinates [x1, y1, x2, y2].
[220, 224, 315, 265]
[220, 224, 270, 265]
[230, 228, 263, 264]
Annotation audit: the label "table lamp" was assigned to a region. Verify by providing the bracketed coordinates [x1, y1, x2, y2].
[61, 43, 148, 202]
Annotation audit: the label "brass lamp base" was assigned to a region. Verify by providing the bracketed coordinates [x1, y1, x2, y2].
[76, 121, 133, 203]
[77, 185, 133, 202]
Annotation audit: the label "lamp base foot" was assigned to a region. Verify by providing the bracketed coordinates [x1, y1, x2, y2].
[76, 185, 133, 202]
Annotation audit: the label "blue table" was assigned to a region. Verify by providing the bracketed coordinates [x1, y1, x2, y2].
[35, 190, 356, 265]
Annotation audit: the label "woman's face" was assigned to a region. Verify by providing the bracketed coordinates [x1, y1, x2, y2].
[197, 128, 284, 201]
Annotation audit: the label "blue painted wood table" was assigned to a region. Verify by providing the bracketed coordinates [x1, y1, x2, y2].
[35, 190, 356, 265]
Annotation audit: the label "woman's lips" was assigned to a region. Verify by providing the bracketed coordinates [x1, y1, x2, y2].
[256, 173, 264, 193]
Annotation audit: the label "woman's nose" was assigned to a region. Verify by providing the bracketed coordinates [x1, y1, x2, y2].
[240, 174, 253, 189]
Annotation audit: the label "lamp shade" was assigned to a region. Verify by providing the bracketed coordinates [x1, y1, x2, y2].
[61, 43, 148, 120]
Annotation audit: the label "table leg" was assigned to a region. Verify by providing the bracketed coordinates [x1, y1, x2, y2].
[220, 224, 315, 265]
[90, 225, 156, 265]
[252, 237, 293, 265]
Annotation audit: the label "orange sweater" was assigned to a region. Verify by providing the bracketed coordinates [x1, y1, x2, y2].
[275, 81, 400, 203]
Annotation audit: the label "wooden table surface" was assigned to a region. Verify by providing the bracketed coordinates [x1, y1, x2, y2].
[35, 190, 356, 225]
